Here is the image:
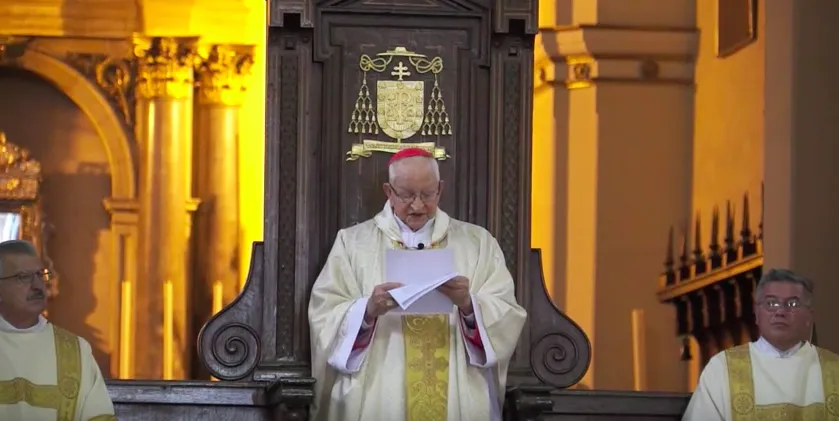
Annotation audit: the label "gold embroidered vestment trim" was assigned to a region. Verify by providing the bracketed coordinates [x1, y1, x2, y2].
[0, 326, 81, 420]
[393, 240, 450, 421]
[726, 344, 839, 421]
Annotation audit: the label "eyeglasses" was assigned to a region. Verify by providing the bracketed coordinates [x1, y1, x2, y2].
[759, 298, 808, 312]
[0, 269, 52, 285]
[389, 185, 440, 204]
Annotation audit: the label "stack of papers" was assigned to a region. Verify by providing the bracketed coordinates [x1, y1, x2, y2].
[385, 248, 458, 314]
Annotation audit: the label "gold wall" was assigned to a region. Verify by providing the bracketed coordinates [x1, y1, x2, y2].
[532, 0, 767, 392]
[692, 0, 764, 228]
[684, 0, 765, 389]
[0, 0, 267, 379]
[0, 69, 116, 372]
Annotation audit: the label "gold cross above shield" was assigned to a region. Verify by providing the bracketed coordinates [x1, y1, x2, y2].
[346, 47, 451, 161]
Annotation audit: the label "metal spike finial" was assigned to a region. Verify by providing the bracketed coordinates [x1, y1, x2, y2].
[693, 213, 705, 263]
[665, 226, 675, 273]
[724, 201, 736, 253]
[693, 213, 707, 274]
[710, 208, 720, 252]
[741, 193, 752, 243]
[740, 193, 757, 256]
[678, 224, 691, 280]
[759, 183, 764, 241]
[709, 207, 722, 267]
[680, 336, 693, 361]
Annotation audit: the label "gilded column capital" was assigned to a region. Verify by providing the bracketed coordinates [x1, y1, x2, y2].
[195, 44, 255, 106]
[133, 36, 200, 100]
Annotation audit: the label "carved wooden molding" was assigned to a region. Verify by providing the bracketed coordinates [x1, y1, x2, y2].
[488, 28, 591, 391]
[64, 52, 136, 130]
[521, 250, 592, 388]
[197, 242, 264, 381]
[504, 385, 554, 421]
[0, 42, 137, 200]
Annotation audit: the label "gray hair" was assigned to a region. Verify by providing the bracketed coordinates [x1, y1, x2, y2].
[0, 240, 38, 275]
[388, 156, 440, 183]
[755, 268, 814, 303]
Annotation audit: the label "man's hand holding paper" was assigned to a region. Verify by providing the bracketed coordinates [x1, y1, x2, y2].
[364, 281, 403, 322]
[438, 275, 473, 314]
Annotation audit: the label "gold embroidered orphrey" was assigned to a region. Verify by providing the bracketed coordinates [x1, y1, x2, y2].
[725, 344, 839, 421]
[346, 47, 452, 161]
[393, 239, 451, 421]
[0, 327, 82, 421]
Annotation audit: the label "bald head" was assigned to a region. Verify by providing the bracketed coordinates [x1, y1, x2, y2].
[388, 156, 440, 183]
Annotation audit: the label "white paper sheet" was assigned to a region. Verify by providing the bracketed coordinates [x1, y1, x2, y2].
[385, 249, 458, 314]
[390, 271, 458, 308]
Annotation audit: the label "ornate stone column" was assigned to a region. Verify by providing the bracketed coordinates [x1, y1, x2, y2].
[132, 36, 199, 379]
[192, 44, 254, 378]
[540, 1, 698, 389]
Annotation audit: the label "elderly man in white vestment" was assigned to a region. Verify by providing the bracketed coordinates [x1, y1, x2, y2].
[0, 240, 116, 421]
[683, 268, 839, 421]
[308, 148, 527, 421]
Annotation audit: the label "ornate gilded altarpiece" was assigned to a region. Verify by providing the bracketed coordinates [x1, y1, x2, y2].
[0, 36, 140, 190]
[199, 0, 593, 419]
[1, 36, 136, 144]
[0, 132, 57, 298]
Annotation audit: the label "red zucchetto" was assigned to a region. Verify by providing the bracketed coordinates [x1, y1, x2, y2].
[388, 148, 433, 166]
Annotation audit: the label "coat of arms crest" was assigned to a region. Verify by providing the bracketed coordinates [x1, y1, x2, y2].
[345, 47, 452, 161]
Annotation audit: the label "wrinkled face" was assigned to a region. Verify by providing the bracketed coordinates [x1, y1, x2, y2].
[754, 281, 813, 349]
[383, 158, 444, 231]
[0, 253, 48, 322]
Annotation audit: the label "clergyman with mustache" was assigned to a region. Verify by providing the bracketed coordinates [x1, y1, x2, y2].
[0, 240, 116, 420]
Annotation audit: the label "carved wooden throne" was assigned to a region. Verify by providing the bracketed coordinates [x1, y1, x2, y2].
[197, 0, 592, 419]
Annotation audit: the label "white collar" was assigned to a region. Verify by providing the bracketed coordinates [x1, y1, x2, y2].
[375, 202, 451, 247]
[0, 314, 47, 333]
[754, 337, 805, 358]
[393, 212, 434, 249]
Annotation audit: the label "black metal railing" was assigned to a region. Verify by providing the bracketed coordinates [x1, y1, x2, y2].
[657, 186, 764, 366]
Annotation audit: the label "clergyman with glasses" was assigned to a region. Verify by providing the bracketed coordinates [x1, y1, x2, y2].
[0, 240, 116, 420]
[308, 148, 526, 421]
[683, 268, 837, 420]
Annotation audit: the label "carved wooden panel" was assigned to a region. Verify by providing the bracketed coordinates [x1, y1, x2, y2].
[263, 7, 498, 377]
[323, 22, 487, 227]
[107, 380, 688, 421]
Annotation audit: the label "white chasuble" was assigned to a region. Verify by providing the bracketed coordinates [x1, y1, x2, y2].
[308, 205, 527, 421]
[683, 342, 839, 421]
[0, 321, 116, 421]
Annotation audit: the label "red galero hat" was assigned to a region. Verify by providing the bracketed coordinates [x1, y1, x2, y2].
[388, 148, 433, 166]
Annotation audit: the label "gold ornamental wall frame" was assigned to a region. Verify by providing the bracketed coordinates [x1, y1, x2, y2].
[0, 132, 58, 300]
[346, 47, 452, 161]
